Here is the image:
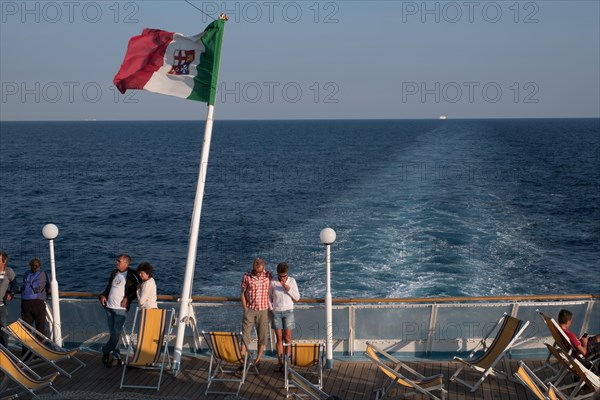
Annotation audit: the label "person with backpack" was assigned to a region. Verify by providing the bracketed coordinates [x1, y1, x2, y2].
[21, 258, 50, 335]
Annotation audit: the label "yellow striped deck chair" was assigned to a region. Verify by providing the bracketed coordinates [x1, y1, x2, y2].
[120, 307, 175, 390]
[538, 311, 577, 355]
[0, 344, 60, 399]
[536, 310, 584, 381]
[288, 367, 332, 400]
[513, 361, 569, 400]
[449, 313, 530, 392]
[514, 361, 550, 400]
[547, 384, 569, 400]
[3, 319, 85, 378]
[283, 343, 325, 397]
[202, 331, 258, 396]
[365, 342, 446, 400]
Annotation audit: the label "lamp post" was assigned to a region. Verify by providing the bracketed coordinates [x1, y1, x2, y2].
[42, 224, 62, 347]
[320, 227, 336, 369]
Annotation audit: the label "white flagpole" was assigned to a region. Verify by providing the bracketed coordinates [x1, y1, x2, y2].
[172, 104, 215, 375]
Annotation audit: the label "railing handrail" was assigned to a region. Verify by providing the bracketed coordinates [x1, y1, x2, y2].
[57, 291, 600, 304]
[26, 291, 598, 357]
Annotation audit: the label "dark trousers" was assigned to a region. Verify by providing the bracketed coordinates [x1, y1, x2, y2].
[0, 305, 8, 347]
[21, 299, 47, 358]
[21, 299, 47, 335]
[102, 308, 127, 359]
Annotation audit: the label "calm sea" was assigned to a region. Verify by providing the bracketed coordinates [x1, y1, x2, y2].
[0, 119, 598, 298]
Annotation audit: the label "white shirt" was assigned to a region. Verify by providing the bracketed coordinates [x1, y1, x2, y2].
[270, 276, 300, 312]
[107, 271, 127, 310]
[137, 277, 158, 309]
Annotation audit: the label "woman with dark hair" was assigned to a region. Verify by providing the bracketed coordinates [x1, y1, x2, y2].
[269, 262, 300, 372]
[136, 262, 157, 309]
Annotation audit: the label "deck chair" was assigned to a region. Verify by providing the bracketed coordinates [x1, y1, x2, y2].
[547, 384, 571, 400]
[536, 310, 583, 379]
[284, 343, 325, 397]
[0, 344, 60, 399]
[365, 342, 446, 400]
[544, 343, 600, 399]
[3, 319, 85, 378]
[120, 307, 175, 390]
[201, 331, 259, 396]
[449, 313, 530, 392]
[513, 361, 569, 400]
[288, 367, 333, 400]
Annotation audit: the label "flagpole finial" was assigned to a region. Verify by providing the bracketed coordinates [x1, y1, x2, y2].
[219, 13, 229, 21]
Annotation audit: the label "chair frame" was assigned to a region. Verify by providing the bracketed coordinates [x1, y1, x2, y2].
[2, 318, 86, 378]
[288, 367, 331, 400]
[120, 307, 175, 391]
[365, 342, 446, 400]
[544, 342, 600, 399]
[536, 310, 582, 381]
[449, 313, 530, 392]
[513, 360, 569, 400]
[0, 344, 60, 400]
[536, 310, 599, 384]
[547, 383, 570, 400]
[283, 342, 325, 397]
[201, 330, 259, 396]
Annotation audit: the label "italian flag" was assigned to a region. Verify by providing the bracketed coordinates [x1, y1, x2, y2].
[113, 19, 224, 105]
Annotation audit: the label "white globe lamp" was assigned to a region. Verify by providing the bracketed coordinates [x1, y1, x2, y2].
[320, 227, 336, 368]
[42, 223, 62, 346]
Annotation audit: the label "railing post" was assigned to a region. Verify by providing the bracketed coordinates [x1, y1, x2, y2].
[348, 305, 355, 356]
[580, 300, 593, 336]
[426, 304, 438, 355]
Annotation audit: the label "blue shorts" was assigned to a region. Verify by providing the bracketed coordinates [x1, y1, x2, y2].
[271, 309, 295, 330]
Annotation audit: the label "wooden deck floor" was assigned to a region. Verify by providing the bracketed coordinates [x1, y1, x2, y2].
[6, 350, 583, 400]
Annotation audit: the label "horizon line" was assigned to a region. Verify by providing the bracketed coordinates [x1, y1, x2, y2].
[2, 116, 600, 123]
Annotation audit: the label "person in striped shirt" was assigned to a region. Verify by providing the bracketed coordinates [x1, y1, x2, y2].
[241, 258, 273, 368]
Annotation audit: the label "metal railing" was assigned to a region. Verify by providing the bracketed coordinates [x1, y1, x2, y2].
[13, 292, 599, 359]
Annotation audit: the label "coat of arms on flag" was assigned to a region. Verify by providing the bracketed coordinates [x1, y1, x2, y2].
[169, 50, 195, 75]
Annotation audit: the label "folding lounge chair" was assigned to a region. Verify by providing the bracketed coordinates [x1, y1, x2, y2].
[120, 307, 175, 390]
[365, 342, 446, 400]
[449, 313, 530, 392]
[544, 343, 600, 399]
[284, 343, 325, 397]
[288, 367, 332, 400]
[3, 319, 85, 378]
[0, 344, 60, 399]
[547, 384, 570, 400]
[201, 331, 259, 396]
[536, 310, 584, 378]
[513, 360, 569, 400]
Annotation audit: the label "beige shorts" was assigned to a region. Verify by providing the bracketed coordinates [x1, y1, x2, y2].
[242, 308, 269, 347]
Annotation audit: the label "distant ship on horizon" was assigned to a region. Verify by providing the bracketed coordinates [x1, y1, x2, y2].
[439, 115, 447, 120]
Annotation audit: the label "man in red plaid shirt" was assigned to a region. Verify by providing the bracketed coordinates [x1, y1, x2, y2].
[241, 258, 273, 367]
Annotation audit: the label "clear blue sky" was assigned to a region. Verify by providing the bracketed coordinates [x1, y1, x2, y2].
[1, 0, 598, 120]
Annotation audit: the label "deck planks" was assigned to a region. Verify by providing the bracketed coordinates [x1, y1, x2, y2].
[6, 350, 587, 400]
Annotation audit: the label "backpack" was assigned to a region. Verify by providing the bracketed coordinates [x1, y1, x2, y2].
[21, 271, 47, 300]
